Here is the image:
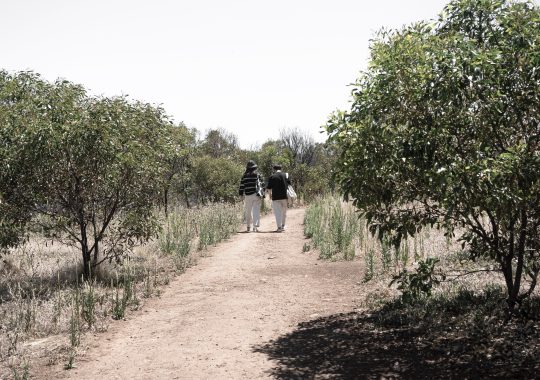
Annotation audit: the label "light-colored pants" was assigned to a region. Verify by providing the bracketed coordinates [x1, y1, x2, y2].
[272, 199, 288, 229]
[244, 194, 261, 227]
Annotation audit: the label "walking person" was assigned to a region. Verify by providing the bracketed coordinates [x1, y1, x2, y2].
[266, 164, 290, 232]
[238, 160, 264, 232]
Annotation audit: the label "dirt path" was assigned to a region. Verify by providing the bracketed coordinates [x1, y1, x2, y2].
[44, 208, 364, 379]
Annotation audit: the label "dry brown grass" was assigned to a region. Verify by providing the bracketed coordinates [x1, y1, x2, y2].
[1, 202, 243, 377]
[0, 230, 214, 377]
[302, 196, 519, 311]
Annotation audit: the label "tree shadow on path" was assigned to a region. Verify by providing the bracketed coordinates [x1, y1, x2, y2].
[253, 297, 540, 379]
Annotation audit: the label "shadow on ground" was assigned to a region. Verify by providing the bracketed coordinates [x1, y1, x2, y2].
[253, 295, 540, 379]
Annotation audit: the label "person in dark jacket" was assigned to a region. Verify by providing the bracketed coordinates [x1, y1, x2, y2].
[238, 160, 264, 232]
[265, 164, 290, 232]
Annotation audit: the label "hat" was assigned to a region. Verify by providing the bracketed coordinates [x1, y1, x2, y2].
[246, 160, 257, 169]
[272, 163, 282, 170]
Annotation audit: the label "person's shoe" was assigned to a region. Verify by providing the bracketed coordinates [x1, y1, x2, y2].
[253, 227, 258, 232]
[276, 227, 283, 232]
[281, 225, 286, 231]
[247, 226, 251, 232]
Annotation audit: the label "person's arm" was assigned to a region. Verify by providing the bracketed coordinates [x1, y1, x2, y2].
[266, 176, 272, 201]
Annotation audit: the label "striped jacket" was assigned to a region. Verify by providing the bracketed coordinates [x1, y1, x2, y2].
[239, 171, 264, 196]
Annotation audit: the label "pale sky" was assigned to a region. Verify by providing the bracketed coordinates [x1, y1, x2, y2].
[2, 0, 453, 148]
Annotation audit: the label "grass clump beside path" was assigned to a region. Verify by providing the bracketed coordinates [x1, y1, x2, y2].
[303, 195, 446, 283]
[303, 196, 360, 261]
[159, 203, 242, 269]
[0, 202, 243, 377]
[299, 194, 540, 377]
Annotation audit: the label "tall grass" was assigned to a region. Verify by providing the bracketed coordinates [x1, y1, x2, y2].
[304, 195, 441, 281]
[159, 203, 242, 264]
[159, 207, 197, 269]
[304, 196, 363, 261]
[0, 201, 243, 377]
[196, 203, 243, 251]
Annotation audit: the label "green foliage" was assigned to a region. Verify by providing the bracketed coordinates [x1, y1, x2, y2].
[278, 128, 337, 201]
[252, 140, 290, 180]
[177, 128, 246, 205]
[190, 155, 244, 204]
[80, 281, 96, 329]
[247, 130, 336, 202]
[108, 267, 138, 320]
[0, 71, 169, 279]
[159, 123, 196, 213]
[0, 69, 336, 282]
[69, 287, 81, 347]
[390, 258, 443, 303]
[200, 128, 240, 159]
[327, 0, 540, 311]
[364, 247, 375, 282]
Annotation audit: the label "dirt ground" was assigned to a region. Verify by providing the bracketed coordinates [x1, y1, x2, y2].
[38, 208, 369, 379]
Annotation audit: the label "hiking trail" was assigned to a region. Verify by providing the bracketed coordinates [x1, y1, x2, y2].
[43, 208, 364, 379]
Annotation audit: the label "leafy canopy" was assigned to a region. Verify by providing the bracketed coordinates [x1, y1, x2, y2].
[327, 0, 540, 310]
[0, 71, 184, 278]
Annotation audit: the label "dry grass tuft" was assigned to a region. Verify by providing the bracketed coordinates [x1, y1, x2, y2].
[0, 203, 243, 377]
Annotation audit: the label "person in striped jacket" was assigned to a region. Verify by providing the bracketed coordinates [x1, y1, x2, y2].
[238, 160, 264, 232]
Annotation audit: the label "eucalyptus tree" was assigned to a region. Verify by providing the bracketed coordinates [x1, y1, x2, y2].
[253, 140, 290, 180]
[0, 71, 57, 251]
[160, 122, 196, 213]
[0, 71, 170, 279]
[279, 127, 317, 167]
[201, 128, 240, 159]
[190, 155, 244, 204]
[327, 0, 540, 311]
[185, 128, 244, 204]
[279, 128, 331, 198]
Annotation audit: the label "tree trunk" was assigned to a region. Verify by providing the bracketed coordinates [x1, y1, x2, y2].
[501, 257, 514, 303]
[507, 208, 528, 312]
[184, 189, 191, 208]
[80, 226, 91, 280]
[164, 188, 169, 217]
[92, 239, 99, 273]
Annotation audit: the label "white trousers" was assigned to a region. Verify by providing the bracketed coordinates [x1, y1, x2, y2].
[272, 199, 288, 229]
[244, 194, 261, 227]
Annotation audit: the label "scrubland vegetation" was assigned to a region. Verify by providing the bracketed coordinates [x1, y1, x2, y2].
[0, 203, 242, 377]
[0, 59, 332, 375]
[326, 0, 540, 313]
[304, 193, 540, 377]
[301, 0, 540, 375]
[306, 195, 448, 284]
[304, 196, 442, 279]
[2, 0, 540, 376]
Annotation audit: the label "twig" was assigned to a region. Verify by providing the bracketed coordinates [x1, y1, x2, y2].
[441, 268, 498, 282]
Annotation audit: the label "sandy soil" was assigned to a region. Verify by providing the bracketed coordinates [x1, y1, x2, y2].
[38, 208, 365, 379]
